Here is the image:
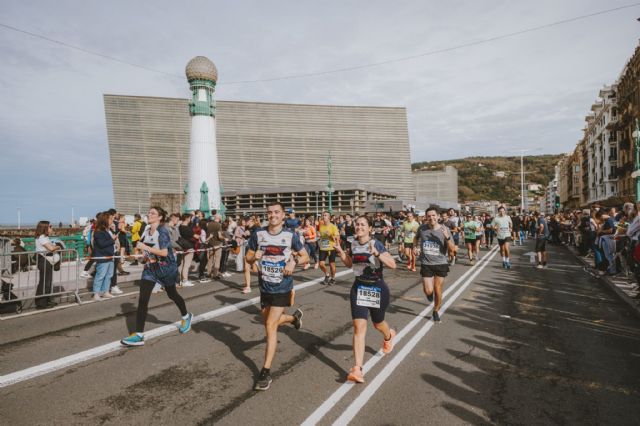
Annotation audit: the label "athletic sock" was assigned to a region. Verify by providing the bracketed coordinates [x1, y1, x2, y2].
[182, 313, 189, 320]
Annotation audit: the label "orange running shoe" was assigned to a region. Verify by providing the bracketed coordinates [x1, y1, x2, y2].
[347, 366, 364, 383]
[382, 329, 396, 354]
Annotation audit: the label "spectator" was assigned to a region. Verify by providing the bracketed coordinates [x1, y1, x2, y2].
[206, 214, 224, 280]
[34, 221, 60, 309]
[130, 213, 146, 266]
[93, 213, 116, 301]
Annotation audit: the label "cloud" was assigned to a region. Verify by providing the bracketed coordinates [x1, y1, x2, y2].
[0, 0, 638, 222]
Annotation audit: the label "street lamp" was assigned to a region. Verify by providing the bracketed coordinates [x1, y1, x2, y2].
[509, 148, 541, 213]
[17, 208, 21, 230]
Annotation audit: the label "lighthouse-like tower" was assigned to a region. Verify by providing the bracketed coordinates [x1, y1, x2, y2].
[185, 56, 221, 213]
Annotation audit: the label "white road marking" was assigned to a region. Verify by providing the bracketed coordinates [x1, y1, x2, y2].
[301, 245, 499, 426]
[0, 269, 352, 389]
[333, 246, 499, 425]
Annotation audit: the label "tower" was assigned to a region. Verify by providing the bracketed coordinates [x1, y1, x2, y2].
[185, 56, 221, 214]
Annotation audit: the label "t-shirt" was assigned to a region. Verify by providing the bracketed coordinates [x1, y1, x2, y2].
[318, 223, 340, 251]
[248, 227, 304, 294]
[206, 221, 223, 246]
[463, 221, 478, 240]
[285, 218, 301, 230]
[140, 225, 176, 283]
[491, 215, 513, 240]
[602, 217, 615, 233]
[351, 239, 387, 281]
[417, 225, 450, 265]
[447, 216, 461, 232]
[402, 220, 420, 243]
[372, 219, 386, 235]
[512, 216, 522, 231]
[537, 217, 549, 238]
[35, 235, 52, 253]
[475, 220, 484, 236]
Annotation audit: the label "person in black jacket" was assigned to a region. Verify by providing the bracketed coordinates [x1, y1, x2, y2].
[92, 212, 116, 301]
[178, 213, 196, 287]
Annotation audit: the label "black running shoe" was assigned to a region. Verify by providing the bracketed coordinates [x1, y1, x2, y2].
[329, 278, 336, 286]
[323, 275, 330, 285]
[292, 308, 303, 330]
[433, 311, 441, 323]
[426, 292, 434, 303]
[254, 372, 272, 391]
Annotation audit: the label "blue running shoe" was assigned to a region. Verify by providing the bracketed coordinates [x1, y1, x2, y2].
[121, 333, 144, 346]
[506, 262, 511, 269]
[502, 261, 506, 269]
[178, 313, 193, 334]
[433, 311, 441, 323]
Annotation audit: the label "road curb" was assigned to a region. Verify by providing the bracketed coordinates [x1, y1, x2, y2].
[563, 244, 640, 319]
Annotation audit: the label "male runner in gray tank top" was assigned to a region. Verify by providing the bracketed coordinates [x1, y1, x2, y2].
[414, 206, 456, 322]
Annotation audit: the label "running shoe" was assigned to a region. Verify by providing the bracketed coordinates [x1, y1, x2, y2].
[80, 271, 91, 278]
[426, 292, 434, 303]
[92, 294, 102, 302]
[470, 259, 475, 265]
[181, 280, 195, 287]
[242, 287, 252, 294]
[111, 285, 123, 295]
[323, 275, 330, 285]
[254, 371, 273, 391]
[103, 292, 114, 299]
[506, 262, 511, 269]
[433, 311, 441, 323]
[199, 277, 212, 283]
[292, 308, 303, 330]
[121, 333, 144, 346]
[382, 329, 396, 354]
[502, 261, 506, 269]
[347, 366, 365, 384]
[329, 278, 336, 286]
[536, 264, 543, 269]
[178, 313, 193, 334]
[450, 256, 456, 265]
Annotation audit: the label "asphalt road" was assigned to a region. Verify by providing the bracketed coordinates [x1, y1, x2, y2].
[1, 240, 639, 425]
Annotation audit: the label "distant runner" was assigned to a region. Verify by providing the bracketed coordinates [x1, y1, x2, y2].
[492, 206, 513, 269]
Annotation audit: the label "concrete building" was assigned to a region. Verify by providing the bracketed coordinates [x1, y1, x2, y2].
[413, 166, 458, 204]
[585, 85, 619, 204]
[105, 95, 413, 214]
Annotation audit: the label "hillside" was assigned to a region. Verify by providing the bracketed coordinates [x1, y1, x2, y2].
[412, 154, 565, 205]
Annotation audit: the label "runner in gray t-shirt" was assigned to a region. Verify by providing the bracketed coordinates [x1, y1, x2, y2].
[414, 207, 456, 323]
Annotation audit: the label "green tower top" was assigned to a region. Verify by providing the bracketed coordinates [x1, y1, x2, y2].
[186, 56, 218, 117]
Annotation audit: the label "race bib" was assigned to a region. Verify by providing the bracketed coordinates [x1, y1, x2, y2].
[260, 260, 285, 283]
[356, 284, 381, 308]
[320, 238, 331, 249]
[406, 231, 415, 239]
[422, 240, 441, 256]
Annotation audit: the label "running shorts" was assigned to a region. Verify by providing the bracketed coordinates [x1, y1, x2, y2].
[319, 250, 336, 262]
[404, 243, 414, 249]
[465, 239, 476, 244]
[475, 236, 482, 242]
[420, 264, 450, 278]
[350, 279, 390, 323]
[535, 238, 547, 253]
[260, 291, 292, 309]
[498, 237, 512, 246]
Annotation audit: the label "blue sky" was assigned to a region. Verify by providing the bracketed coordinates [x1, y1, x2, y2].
[0, 0, 639, 224]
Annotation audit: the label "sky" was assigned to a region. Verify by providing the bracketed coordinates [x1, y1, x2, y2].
[0, 0, 639, 224]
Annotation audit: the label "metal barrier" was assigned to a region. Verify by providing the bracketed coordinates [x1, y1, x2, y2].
[0, 248, 81, 314]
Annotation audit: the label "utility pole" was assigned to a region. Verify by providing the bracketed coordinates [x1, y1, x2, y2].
[634, 118, 640, 202]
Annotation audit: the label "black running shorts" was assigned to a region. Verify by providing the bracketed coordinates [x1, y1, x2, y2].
[350, 279, 390, 323]
[420, 264, 450, 278]
[535, 238, 547, 253]
[319, 250, 336, 263]
[260, 291, 292, 309]
[498, 237, 512, 246]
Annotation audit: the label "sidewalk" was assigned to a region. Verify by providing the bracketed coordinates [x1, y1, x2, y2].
[567, 244, 640, 317]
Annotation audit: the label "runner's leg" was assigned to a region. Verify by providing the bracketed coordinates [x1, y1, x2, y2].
[135, 279, 155, 332]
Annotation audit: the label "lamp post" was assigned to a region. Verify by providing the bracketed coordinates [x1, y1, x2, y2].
[327, 152, 333, 213]
[315, 191, 319, 217]
[17, 208, 21, 230]
[633, 118, 640, 202]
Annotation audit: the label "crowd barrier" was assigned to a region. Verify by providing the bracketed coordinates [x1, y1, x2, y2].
[0, 248, 81, 313]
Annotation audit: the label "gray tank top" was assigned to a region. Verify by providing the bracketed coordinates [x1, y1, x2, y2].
[418, 225, 449, 265]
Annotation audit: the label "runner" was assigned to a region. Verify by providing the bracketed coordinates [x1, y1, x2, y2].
[333, 215, 397, 383]
[534, 211, 550, 269]
[474, 215, 484, 260]
[121, 206, 192, 347]
[372, 212, 387, 245]
[483, 213, 494, 248]
[342, 214, 356, 255]
[318, 211, 340, 285]
[245, 202, 309, 391]
[462, 213, 479, 264]
[401, 212, 420, 271]
[441, 211, 459, 264]
[414, 207, 456, 323]
[447, 208, 462, 248]
[511, 213, 523, 245]
[492, 206, 513, 269]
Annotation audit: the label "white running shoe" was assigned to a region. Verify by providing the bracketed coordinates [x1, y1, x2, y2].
[110, 285, 123, 295]
[80, 271, 91, 278]
[223, 272, 232, 277]
[92, 294, 102, 301]
[181, 280, 195, 287]
[103, 292, 114, 299]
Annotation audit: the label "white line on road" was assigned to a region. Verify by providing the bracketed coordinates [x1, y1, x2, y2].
[0, 269, 353, 389]
[333, 246, 499, 425]
[302, 245, 499, 426]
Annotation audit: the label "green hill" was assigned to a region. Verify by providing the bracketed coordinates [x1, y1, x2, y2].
[412, 155, 565, 205]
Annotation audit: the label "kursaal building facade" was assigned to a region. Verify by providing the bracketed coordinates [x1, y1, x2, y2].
[105, 57, 413, 215]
